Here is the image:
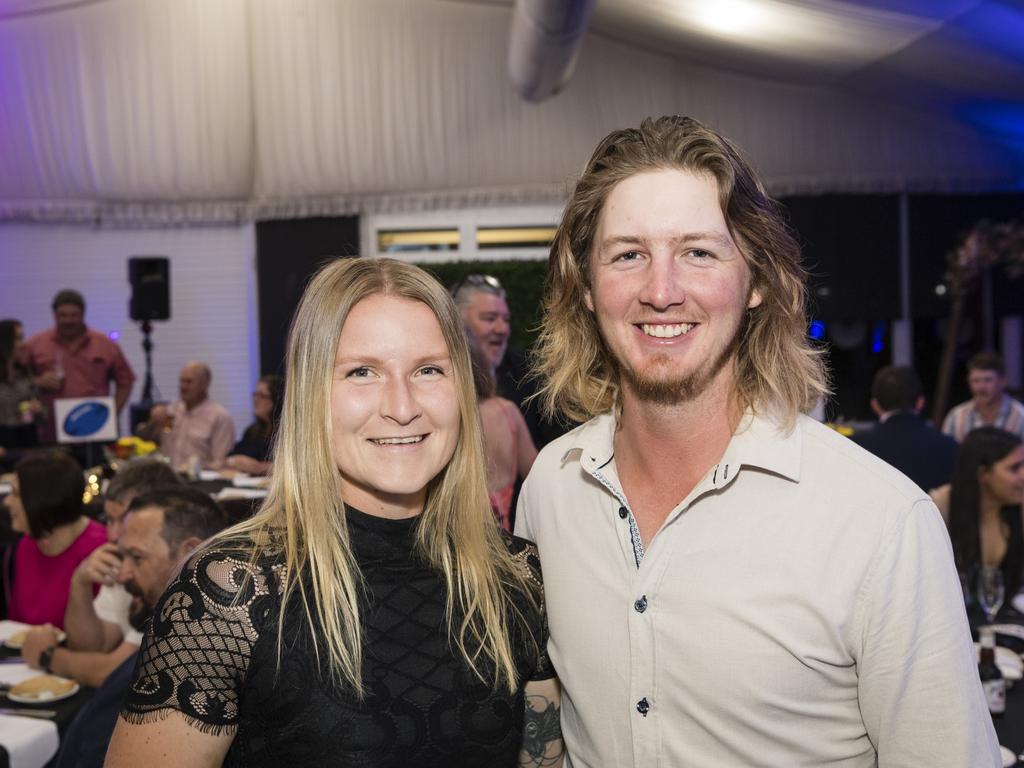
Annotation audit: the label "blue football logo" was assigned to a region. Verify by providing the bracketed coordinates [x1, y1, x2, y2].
[64, 402, 110, 437]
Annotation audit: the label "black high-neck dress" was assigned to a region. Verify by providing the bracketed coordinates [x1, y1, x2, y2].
[120, 506, 551, 766]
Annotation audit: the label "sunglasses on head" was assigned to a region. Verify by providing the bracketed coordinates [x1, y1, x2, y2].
[451, 274, 504, 294]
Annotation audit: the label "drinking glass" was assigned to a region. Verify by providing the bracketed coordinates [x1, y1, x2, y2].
[977, 565, 1005, 626]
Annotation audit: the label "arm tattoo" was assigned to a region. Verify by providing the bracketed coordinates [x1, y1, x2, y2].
[519, 693, 564, 767]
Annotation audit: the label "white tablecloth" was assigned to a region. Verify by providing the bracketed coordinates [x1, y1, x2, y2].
[0, 622, 64, 767]
[0, 714, 58, 768]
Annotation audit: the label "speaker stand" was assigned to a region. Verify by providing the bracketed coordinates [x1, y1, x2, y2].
[140, 320, 155, 405]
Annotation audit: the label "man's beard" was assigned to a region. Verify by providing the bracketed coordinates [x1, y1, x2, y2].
[124, 581, 153, 631]
[618, 313, 747, 406]
[128, 598, 152, 632]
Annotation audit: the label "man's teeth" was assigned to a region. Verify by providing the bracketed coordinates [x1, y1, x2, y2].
[641, 323, 695, 338]
[373, 436, 424, 445]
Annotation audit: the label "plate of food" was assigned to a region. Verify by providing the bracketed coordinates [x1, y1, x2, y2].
[3, 627, 66, 650]
[6, 674, 79, 704]
[1001, 745, 1017, 768]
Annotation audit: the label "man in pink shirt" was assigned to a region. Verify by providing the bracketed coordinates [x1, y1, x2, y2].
[24, 289, 136, 443]
[138, 361, 235, 470]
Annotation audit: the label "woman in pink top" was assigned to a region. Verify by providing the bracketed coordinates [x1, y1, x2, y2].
[2, 450, 106, 629]
[469, 342, 537, 531]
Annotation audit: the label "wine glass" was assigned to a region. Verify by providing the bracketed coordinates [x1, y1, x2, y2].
[977, 565, 1005, 626]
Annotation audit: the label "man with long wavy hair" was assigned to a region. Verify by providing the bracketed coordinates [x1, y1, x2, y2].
[515, 116, 998, 766]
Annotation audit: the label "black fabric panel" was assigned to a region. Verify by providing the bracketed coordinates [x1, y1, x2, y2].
[255, 217, 360, 375]
[780, 194, 901, 322]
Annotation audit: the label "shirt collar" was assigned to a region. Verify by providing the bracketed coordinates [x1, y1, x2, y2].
[49, 327, 91, 349]
[562, 406, 803, 486]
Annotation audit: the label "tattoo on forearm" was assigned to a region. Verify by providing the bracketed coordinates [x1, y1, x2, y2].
[519, 693, 564, 767]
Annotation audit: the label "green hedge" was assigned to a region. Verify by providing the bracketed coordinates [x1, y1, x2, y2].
[415, 259, 550, 351]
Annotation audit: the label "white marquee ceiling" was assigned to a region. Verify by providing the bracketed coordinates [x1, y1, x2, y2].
[0, 0, 1020, 224]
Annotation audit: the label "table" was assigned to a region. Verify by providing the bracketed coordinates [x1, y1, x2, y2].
[988, 621, 1024, 763]
[0, 644, 91, 768]
[962, 597, 1024, 766]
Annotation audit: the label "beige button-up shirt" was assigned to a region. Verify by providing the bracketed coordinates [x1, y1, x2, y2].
[516, 409, 999, 767]
[160, 398, 236, 470]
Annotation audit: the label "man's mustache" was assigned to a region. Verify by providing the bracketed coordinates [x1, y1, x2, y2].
[124, 579, 144, 598]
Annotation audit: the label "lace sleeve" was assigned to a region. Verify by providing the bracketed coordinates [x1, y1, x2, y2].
[119, 546, 284, 735]
[504, 534, 555, 683]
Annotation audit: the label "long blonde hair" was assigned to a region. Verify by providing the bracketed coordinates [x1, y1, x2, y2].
[222, 257, 536, 694]
[535, 115, 829, 427]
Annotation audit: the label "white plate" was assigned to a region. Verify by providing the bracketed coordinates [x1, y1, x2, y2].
[6, 677, 79, 704]
[990, 624, 1024, 642]
[3, 628, 66, 651]
[975, 643, 1024, 681]
[1002, 745, 1016, 768]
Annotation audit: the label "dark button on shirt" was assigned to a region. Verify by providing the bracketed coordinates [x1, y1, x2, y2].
[634, 596, 647, 613]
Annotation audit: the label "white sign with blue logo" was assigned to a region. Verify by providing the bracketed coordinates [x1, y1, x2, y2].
[54, 396, 117, 443]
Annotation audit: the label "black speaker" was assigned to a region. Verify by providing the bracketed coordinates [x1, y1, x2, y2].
[128, 256, 171, 321]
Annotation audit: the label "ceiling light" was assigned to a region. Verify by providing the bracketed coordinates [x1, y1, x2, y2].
[690, 0, 773, 38]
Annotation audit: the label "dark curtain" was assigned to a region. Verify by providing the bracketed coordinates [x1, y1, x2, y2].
[255, 216, 360, 375]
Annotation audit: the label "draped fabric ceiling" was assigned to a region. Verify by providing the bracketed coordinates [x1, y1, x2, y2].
[0, 0, 1021, 225]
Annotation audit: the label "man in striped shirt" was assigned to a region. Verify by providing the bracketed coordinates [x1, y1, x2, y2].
[942, 351, 1024, 441]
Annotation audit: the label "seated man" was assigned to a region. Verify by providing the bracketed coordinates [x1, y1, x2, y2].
[942, 350, 1024, 442]
[138, 361, 236, 470]
[20, 459, 181, 687]
[54, 487, 227, 768]
[852, 365, 959, 492]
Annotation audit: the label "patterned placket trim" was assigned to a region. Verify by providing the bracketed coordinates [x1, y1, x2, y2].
[591, 464, 645, 568]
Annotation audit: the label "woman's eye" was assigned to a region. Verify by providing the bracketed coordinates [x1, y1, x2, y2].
[617, 250, 641, 262]
[418, 365, 445, 376]
[689, 248, 713, 260]
[346, 366, 372, 379]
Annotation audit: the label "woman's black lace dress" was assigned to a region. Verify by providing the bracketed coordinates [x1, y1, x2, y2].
[120, 506, 552, 766]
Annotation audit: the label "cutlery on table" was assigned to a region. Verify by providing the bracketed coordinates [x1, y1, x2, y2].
[0, 707, 56, 718]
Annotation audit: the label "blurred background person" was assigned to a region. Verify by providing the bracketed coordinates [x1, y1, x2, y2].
[1, 450, 106, 627]
[137, 361, 235, 471]
[851, 365, 958, 492]
[943, 351, 1024, 442]
[0, 318, 41, 459]
[24, 289, 135, 443]
[18, 458, 183, 689]
[946, 426, 1024, 615]
[451, 274, 563, 448]
[224, 374, 283, 475]
[54, 486, 226, 768]
[469, 342, 536, 531]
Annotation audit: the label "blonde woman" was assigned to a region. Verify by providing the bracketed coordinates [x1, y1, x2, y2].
[105, 259, 562, 767]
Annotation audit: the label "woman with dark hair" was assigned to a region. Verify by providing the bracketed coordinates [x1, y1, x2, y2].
[0, 319, 41, 454]
[2, 450, 106, 628]
[224, 374, 283, 475]
[947, 426, 1024, 607]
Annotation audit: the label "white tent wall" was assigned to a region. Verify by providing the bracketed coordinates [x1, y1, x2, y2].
[0, 222, 259, 438]
[0, 0, 1019, 225]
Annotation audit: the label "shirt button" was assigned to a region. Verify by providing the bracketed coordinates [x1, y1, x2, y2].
[636, 697, 650, 716]
[634, 595, 647, 613]
[618, 506, 628, 519]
